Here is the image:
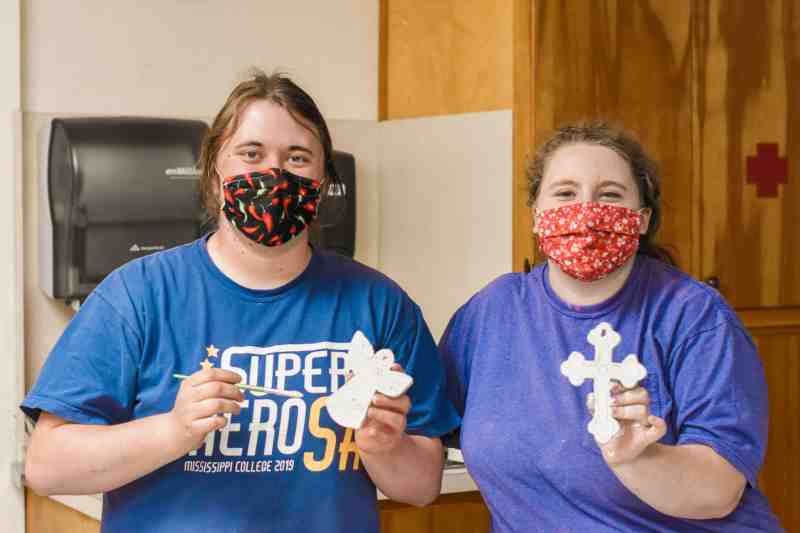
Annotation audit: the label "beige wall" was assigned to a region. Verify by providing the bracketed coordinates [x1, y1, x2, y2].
[22, 1, 378, 120]
[378, 111, 513, 340]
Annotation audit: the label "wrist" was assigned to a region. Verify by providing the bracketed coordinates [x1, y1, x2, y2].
[155, 412, 192, 461]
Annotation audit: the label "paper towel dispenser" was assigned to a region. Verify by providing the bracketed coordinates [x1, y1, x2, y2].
[39, 117, 208, 304]
[39, 117, 357, 306]
[311, 151, 356, 258]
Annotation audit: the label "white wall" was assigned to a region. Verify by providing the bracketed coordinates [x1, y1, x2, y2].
[1, 0, 26, 530]
[379, 111, 513, 340]
[22, 1, 378, 120]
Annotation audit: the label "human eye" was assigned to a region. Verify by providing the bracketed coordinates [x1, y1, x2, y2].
[288, 153, 311, 165]
[238, 148, 262, 163]
[554, 189, 575, 200]
[599, 190, 623, 201]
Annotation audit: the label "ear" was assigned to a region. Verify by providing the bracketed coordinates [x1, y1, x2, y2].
[213, 164, 225, 205]
[639, 207, 652, 235]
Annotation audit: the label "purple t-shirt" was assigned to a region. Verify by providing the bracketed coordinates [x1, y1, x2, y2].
[439, 256, 782, 532]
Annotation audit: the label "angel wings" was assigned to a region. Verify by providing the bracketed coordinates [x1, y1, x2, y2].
[325, 331, 414, 429]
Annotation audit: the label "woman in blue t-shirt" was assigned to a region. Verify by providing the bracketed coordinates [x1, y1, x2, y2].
[22, 70, 459, 533]
[439, 122, 783, 532]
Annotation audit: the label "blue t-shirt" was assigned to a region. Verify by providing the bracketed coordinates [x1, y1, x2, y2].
[439, 256, 782, 532]
[22, 236, 460, 533]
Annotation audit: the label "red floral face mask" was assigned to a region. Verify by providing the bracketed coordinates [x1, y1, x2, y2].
[534, 202, 644, 282]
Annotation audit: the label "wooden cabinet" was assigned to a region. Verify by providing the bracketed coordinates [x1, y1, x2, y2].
[380, 493, 490, 533]
[26, 492, 99, 533]
[26, 490, 491, 533]
[696, 0, 800, 308]
[748, 320, 800, 531]
[380, 0, 513, 120]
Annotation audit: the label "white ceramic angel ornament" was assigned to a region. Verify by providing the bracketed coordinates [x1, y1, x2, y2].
[560, 322, 647, 444]
[326, 331, 414, 429]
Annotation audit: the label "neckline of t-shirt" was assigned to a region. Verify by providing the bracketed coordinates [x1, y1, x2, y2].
[538, 256, 644, 319]
[195, 233, 320, 301]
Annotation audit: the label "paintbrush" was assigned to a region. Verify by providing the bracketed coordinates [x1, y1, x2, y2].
[172, 373, 303, 398]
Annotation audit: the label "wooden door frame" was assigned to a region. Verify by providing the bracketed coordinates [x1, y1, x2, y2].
[512, 0, 534, 273]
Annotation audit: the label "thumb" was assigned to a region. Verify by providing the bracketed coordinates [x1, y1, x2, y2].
[642, 415, 667, 443]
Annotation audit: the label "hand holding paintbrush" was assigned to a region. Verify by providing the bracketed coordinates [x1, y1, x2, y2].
[168, 368, 302, 454]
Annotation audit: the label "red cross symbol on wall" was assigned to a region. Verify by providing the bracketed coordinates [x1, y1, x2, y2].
[746, 143, 788, 198]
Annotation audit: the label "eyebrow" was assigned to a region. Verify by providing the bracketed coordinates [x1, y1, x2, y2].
[232, 141, 314, 155]
[546, 178, 629, 190]
[546, 179, 580, 190]
[288, 145, 314, 155]
[233, 141, 264, 150]
[597, 180, 628, 190]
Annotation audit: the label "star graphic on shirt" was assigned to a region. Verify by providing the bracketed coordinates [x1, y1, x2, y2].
[200, 358, 214, 371]
[206, 345, 220, 358]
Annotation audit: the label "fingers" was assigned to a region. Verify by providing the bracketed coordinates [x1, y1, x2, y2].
[371, 393, 411, 415]
[185, 368, 242, 387]
[611, 387, 649, 406]
[356, 392, 410, 454]
[644, 415, 667, 440]
[191, 381, 245, 403]
[361, 394, 410, 432]
[364, 406, 406, 433]
[170, 370, 250, 454]
[587, 386, 652, 425]
[612, 404, 650, 423]
[191, 414, 229, 436]
[193, 398, 242, 419]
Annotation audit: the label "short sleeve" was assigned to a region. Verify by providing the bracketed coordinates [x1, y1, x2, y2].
[382, 297, 460, 438]
[670, 320, 769, 487]
[21, 288, 142, 426]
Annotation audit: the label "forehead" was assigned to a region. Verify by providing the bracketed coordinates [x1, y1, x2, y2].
[544, 143, 634, 186]
[224, 99, 321, 149]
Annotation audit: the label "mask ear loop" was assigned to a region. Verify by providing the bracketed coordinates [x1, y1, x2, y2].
[317, 157, 346, 228]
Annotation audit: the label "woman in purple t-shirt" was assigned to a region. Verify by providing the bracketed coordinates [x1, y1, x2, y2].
[440, 121, 783, 532]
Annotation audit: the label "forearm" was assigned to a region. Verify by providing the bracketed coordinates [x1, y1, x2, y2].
[26, 413, 184, 495]
[609, 443, 746, 519]
[360, 434, 444, 506]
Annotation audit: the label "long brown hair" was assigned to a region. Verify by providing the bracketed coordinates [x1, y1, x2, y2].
[198, 68, 338, 221]
[527, 121, 676, 266]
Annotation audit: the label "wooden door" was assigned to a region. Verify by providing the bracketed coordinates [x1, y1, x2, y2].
[696, 0, 800, 307]
[514, 0, 696, 274]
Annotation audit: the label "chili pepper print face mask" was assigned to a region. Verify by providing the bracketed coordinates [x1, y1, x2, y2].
[534, 202, 644, 282]
[222, 168, 321, 247]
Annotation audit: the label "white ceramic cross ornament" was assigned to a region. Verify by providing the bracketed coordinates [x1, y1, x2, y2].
[325, 331, 414, 429]
[560, 322, 647, 444]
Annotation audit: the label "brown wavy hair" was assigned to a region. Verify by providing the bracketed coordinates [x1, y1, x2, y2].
[198, 68, 338, 221]
[527, 120, 676, 266]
